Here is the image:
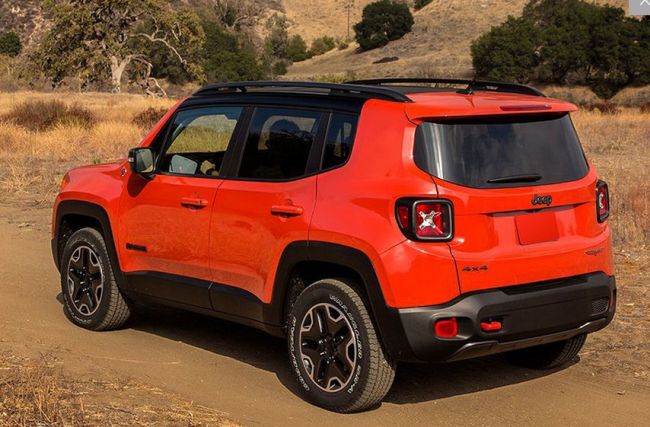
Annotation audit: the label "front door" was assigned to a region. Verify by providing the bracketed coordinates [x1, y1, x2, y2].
[119, 105, 244, 307]
[209, 107, 325, 304]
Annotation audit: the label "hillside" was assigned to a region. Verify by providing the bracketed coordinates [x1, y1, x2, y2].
[0, 0, 48, 48]
[285, 0, 629, 79]
[0, 0, 630, 80]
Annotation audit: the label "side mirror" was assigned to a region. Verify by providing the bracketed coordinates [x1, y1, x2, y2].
[128, 147, 155, 177]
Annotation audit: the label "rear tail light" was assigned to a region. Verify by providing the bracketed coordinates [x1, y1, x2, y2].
[596, 180, 609, 223]
[434, 318, 458, 338]
[396, 198, 454, 241]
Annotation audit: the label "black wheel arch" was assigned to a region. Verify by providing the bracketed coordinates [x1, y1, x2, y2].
[267, 241, 414, 361]
[53, 200, 128, 290]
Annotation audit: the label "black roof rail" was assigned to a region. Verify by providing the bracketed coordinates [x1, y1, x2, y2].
[346, 78, 545, 97]
[193, 81, 413, 103]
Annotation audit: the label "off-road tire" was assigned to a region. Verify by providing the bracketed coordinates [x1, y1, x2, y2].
[288, 279, 395, 413]
[60, 227, 131, 331]
[506, 334, 587, 369]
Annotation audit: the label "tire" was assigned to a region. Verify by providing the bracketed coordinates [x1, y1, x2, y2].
[60, 227, 131, 331]
[287, 278, 395, 413]
[506, 334, 587, 369]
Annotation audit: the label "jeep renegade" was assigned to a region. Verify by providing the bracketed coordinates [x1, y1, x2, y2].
[52, 79, 616, 412]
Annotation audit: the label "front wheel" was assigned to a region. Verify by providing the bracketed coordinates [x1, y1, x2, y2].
[60, 227, 132, 331]
[288, 279, 395, 413]
[506, 334, 587, 369]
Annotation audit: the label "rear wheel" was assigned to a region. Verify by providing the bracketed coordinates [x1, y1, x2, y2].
[60, 228, 131, 331]
[506, 334, 587, 369]
[288, 279, 395, 413]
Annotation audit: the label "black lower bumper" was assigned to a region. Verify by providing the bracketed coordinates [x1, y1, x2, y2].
[396, 272, 616, 362]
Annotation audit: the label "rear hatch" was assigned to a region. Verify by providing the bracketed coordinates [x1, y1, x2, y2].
[413, 113, 612, 293]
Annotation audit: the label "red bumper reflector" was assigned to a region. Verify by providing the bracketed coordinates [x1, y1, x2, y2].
[480, 321, 502, 332]
[434, 318, 458, 338]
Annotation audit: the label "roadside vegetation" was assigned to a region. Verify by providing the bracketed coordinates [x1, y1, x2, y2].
[0, 351, 237, 426]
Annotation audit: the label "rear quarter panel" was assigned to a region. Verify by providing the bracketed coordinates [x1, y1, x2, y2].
[310, 100, 460, 308]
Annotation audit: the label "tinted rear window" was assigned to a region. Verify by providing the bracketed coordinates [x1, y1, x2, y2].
[414, 114, 588, 188]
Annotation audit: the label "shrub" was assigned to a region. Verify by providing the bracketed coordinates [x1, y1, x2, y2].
[354, 0, 414, 51]
[272, 60, 288, 76]
[338, 41, 349, 50]
[309, 36, 337, 56]
[584, 102, 621, 115]
[414, 0, 433, 10]
[0, 32, 21, 57]
[640, 102, 650, 114]
[286, 35, 310, 62]
[2, 100, 96, 131]
[132, 107, 168, 129]
[264, 14, 290, 59]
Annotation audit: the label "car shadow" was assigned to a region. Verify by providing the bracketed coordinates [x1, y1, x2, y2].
[115, 302, 573, 405]
[386, 356, 573, 404]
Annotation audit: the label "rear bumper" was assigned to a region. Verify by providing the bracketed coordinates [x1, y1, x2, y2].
[395, 272, 616, 362]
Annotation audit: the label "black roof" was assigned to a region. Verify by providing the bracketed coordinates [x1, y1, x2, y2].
[193, 81, 413, 102]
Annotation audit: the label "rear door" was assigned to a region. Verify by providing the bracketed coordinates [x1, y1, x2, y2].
[209, 106, 326, 303]
[414, 113, 612, 293]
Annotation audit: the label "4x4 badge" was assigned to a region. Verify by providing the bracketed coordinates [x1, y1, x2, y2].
[531, 194, 552, 206]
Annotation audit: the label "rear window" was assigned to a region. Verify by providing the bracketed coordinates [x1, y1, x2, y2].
[414, 114, 589, 188]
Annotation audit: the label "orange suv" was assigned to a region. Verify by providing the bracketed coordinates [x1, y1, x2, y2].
[52, 79, 616, 412]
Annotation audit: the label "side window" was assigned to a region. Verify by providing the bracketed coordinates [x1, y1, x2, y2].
[159, 106, 242, 177]
[323, 113, 357, 170]
[238, 107, 322, 180]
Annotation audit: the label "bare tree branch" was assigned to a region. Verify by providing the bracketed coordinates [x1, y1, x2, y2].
[136, 31, 188, 66]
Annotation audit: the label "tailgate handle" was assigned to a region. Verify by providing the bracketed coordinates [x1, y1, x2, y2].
[181, 197, 209, 208]
[271, 204, 304, 217]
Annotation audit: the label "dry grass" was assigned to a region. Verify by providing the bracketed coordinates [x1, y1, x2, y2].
[0, 351, 237, 427]
[0, 92, 175, 203]
[573, 109, 650, 249]
[0, 90, 647, 250]
[2, 100, 97, 132]
[132, 107, 169, 130]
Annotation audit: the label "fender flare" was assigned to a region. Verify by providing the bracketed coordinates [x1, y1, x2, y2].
[52, 200, 129, 290]
[267, 241, 415, 361]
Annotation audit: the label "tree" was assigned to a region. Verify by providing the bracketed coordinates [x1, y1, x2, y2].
[33, 0, 205, 94]
[203, 24, 266, 82]
[263, 14, 290, 76]
[471, 17, 539, 83]
[354, 0, 414, 51]
[264, 14, 290, 59]
[286, 35, 309, 62]
[0, 32, 21, 57]
[213, 0, 261, 33]
[471, 0, 650, 98]
[309, 36, 337, 56]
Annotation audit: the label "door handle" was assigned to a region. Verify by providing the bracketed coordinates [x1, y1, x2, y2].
[271, 204, 304, 217]
[181, 197, 209, 208]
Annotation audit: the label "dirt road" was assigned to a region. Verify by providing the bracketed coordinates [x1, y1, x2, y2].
[1, 204, 648, 426]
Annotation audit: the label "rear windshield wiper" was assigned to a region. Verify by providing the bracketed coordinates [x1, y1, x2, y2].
[487, 173, 542, 184]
